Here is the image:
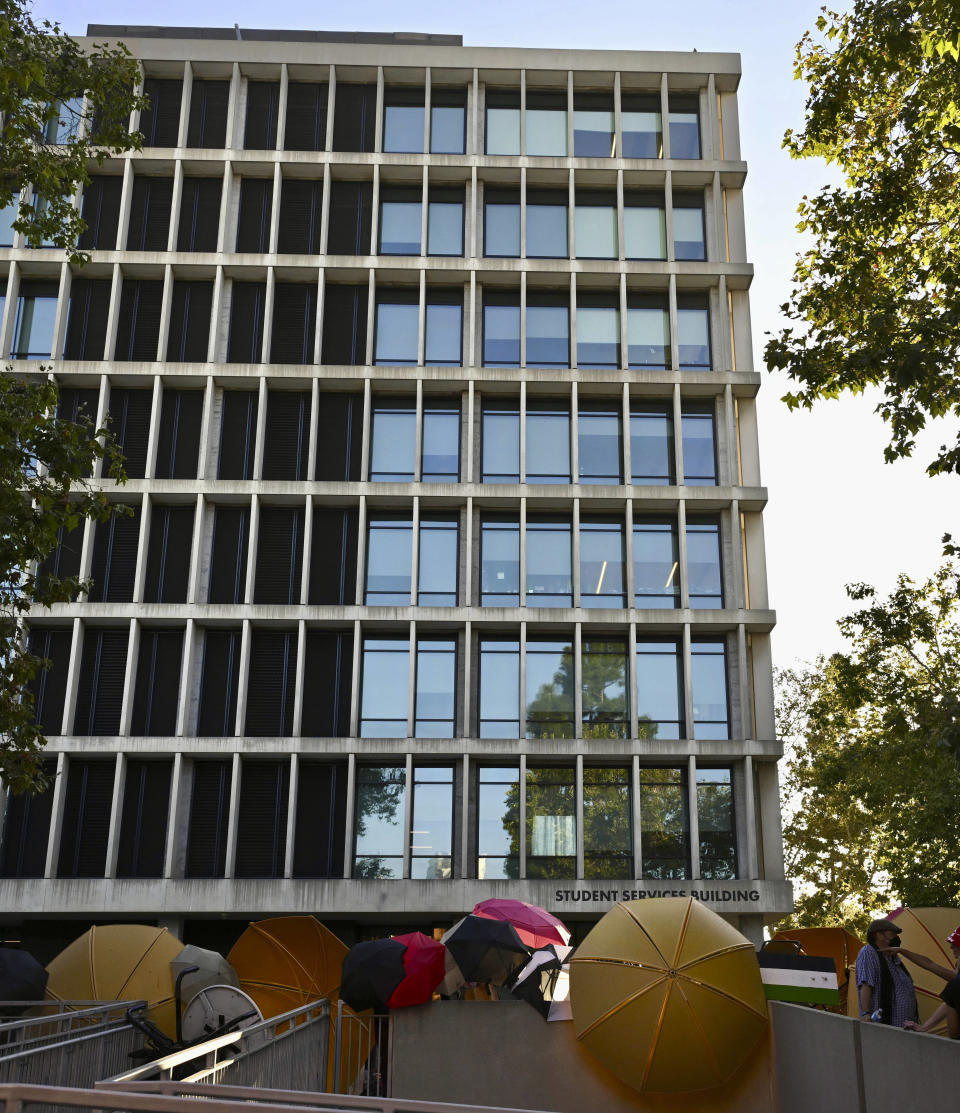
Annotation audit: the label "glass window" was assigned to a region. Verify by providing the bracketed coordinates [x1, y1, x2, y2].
[526, 520, 572, 607]
[44, 97, 85, 144]
[697, 768, 736, 879]
[636, 640, 683, 738]
[430, 90, 466, 154]
[428, 192, 464, 256]
[526, 641, 574, 739]
[526, 192, 568, 258]
[483, 296, 521, 367]
[677, 296, 711, 368]
[682, 403, 717, 484]
[480, 518, 520, 605]
[582, 640, 628, 738]
[411, 766, 453, 877]
[484, 190, 520, 257]
[11, 282, 58, 359]
[383, 92, 424, 153]
[669, 95, 701, 159]
[360, 638, 409, 738]
[575, 194, 617, 259]
[580, 520, 625, 609]
[692, 640, 729, 739]
[365, 516, 413, 605]
[526, 92, 567, 156]
[525, 403, 570, 483]
[584, 767, 632, 877]
[627, 296, 670, 369]
[485, 91, 521, 155]
[415, 639, 456, 738]
[687, 519, 722, 608]
[422, 400, 460, 482]
[573, 95, 614, 157]
[634, 519, 680, 607]
[379, 195, 421, 254]
[478, 766, 520, 878]
[674, 198, 706, 260]
[624, 196, 666, 259]
[375, 297, 418, 365]
[578, 403, 621, 484]
[622, 94, 662, 158]
[630, 402, 674, 484]
[526, 300, 569, 368]
[425, 298, 462, 365]
[354, 764, 405, 877]
[640, 767, 688, 879]
[418, 517, 458, 606]
[526, 766, 575, 877]
[482, 400, 520, 483]
[0, 198, 18, 246]
[479, 642, 520, 738]
[370, 398, 416, 479]
[577, 303, 620, 369]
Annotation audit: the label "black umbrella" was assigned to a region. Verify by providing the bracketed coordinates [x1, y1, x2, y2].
[511, 944, 571, 1019]
[0, 948, 47, 1001]
[442, 915, 530, 986]
[339, 939, 407, 1013]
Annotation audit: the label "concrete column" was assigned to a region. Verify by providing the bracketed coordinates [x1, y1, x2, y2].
[168, 161, 184, 252]
[285, 752, 298, 878]
[177, 60, 192, 148]
[261, 270, 275, 364]
[60, 617, 83, 736]
[224, 62, 241, 150]
[402, 753, 414, 879]
[118, 619, 139, 736]
[571, 497, 582, 608]
[343, 752, 356, 878]
[131, 491, 151, 604]
[687, 754, 701, 879]
[349, 620, 362, 737]
[672, 382, 684, 485]
[164, 752, 185, 878]
[470, 69, 479, 156]
[43, 752, 67, 878]
[667, 272, 679, 372]
[375, 67, 385, 152]
[103, 262, 123, 360]
[411, 496, 421, 605]
[51, 263, 71, 359]
[743, 754, 759, 878]
[417, 269, 427, 367]
[573, 620, 583, 737]
[681, 622, 693, 742]
[624, 499, 635, 608]
[145, 374, 163, 479]
[621, 377, 632, 480]
[117, 159, 135, 251]
[176, 618, 196, 736]
[216, 163, 231, 253]
[325, 65, 335, 154]
[464, 494, 474, 605]
[407, 620, 417, 738]
[575, 753, 584, 878]
[253, 375, 268, 478]
[664, 168, 675, 263]
[104, 753, 125, 878]
[660, 73, 671, 160]
[460, 751, 471, 878]
[234, 618, 252, 734]
[223, 751, 241, 879]
[276, 64, 289, 151]
[631, 753, 642, 875]
[518, 622, 527, 741]
[627, 621, 638, 740]
[245, 495, 259, 604]
[677, 497, 689, 609]
[293, 619, 306, 736]
[518, 752, 527, 877]
[269, 163, 282, 254]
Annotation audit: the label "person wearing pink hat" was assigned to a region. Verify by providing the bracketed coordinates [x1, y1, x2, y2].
[883, 925, 960, 1039]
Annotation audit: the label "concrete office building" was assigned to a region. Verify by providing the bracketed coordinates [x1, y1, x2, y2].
[0, 26, 790, 953]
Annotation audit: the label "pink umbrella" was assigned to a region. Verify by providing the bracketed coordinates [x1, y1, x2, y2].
[472, 899, 571, 950]
[387, 932, 446, 1008]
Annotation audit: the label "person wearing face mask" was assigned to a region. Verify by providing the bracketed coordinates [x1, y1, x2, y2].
[855, 918, 919, 1028]
[889, 925, 960, 1039]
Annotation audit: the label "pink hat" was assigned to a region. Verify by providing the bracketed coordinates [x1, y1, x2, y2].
[946, 926, 960, 948]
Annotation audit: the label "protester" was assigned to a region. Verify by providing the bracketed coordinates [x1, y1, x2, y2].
[888, 925, 960, 1039]
[855, 918, 918, 1027]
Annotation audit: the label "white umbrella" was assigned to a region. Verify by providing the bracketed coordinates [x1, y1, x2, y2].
[171, 944, 240, 1002]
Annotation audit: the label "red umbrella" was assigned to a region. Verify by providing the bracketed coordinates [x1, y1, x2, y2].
[387, 932, 446, 1008]
[472, 899, 571, 950]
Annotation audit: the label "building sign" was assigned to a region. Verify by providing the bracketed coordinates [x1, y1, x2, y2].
[553, 887, 761, 904]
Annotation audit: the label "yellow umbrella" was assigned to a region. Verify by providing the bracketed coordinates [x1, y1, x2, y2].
[887, 907, 960, 1034]
[569, 897, 768, 1093]
[45, 924, 182, 1035]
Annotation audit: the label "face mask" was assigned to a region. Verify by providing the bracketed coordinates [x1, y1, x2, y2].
[888, 934, 902, 948]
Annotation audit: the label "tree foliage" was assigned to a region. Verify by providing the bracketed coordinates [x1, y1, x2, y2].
[0, 0, 145, 256]
[765, 0, 960, 475]
[777, 545, 960, 933]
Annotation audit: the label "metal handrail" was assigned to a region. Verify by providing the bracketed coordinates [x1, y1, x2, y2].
[0, 1002, 145, 1056]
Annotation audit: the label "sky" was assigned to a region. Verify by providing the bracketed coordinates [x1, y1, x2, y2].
[36, 0, 959, 669]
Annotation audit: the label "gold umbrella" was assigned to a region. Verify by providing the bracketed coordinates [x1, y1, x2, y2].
[569, 897, 768, 1093]
[45, 924, 182, 1035]
[887, 907, 960, 1033]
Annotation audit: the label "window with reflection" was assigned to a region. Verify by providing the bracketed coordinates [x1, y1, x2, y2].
[582, 640, 628, 737]
[480, 518, 520, 605]
[485, 90, 521, 155]
[411, 766, 454, 877]
[11, 282, 58, 359]
[622, 93, 662, 157]
[526, 402, 570, 483]
[383, 88, 425, 153]
[353, 764, 405, 877]
[478, 641, 520, 738]
[526, 640, 574, 739]
[630, 402, 674, 484]
[527, 295, 569, 367]
[360, 638, 409, 738]
[484, 189, 520, 257]
[636, 640, 683, 738]
[526, 520, 572, 607]
[365, 516, 413, 605]
[483, 293, 521, 367]
[422, 399, 460, 481]
[634, 519, 680, 607]
[573, 93, 614, 157]
[673, 194, 706, 260]
[687, 519, 722, 608]
[578, 402, 622, 483]
[370, 397, 416, 479]
[425, 293, 462, 365]
[481, 399, 520, 482]
[692, 640, 729, 739]
[677, 294, 711, 368]
[682, 403, 717, 484]
[374, 292, 418, 364]
[577, 298, 620, 369]
[526, 765, 575, 876]
[627, 296, 670, 369]
[697, 768, 737, 879]
[526, 91, 567, 156]
[430, 89, 466, 154]
[526, 191, 568, 258]
[415, 639, 456, 738]
[575, 192, 617, 258]
[580, 521, 626, 609]
[478, 766, 520, 877]
[0, 198, 18, 246]
[624, 193, 666, 260]
[669, 94, 701, 159]
[418, 517, 458, 605]
[584, 767, 632, 877]
[428, 189, 464, 256]
[44, 97, 85, 144]
[379, 189, 421, 254]
[640, 767, 689, 878]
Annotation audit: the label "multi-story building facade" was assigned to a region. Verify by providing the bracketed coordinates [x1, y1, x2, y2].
[0, 26, 789, 955]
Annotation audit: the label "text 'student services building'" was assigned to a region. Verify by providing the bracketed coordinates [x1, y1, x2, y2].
[0, 25, 791, 955]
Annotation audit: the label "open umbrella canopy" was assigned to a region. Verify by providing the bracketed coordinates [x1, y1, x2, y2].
[772, 927, 863, 985]
[171, 944, 239, 1002]
[340, 939, 408, 1013]
[388, 933, 446, 1008]
[570, 898, 768, 1093]
[472, 899, 571, 950]
[0, 948, 47, 1001]
[886, 907, 960, 1033]
[512, 944, 572, 1019]
[442, 915, 530, 986]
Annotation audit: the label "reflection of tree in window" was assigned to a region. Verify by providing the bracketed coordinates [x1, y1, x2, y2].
[697, 768, 736, 879]
[581, 640, 629, 738]
[477, 766, 520, 878]
[584, 767, 632, 878]
[353, 764, 405, 878]
[525, 640, 574, 738]
[526, 765, 575, 878]
[410, 766, 453, 878]
[640, 766, 689, 879]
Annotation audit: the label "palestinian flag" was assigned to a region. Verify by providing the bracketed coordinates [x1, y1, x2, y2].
[757, 952, 839, 1006]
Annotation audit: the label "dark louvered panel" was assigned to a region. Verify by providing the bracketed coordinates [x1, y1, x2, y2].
[244, 82, 280, 150]
[155, 390, 203, 479]
[140, 79, 183, 147]
[115, 281, 163, 363]
[293, 762, 347, 878]
[236, 179, 273, 252]
[108, 387, 153, 475]
[235, 761, 289, 878]
[284, 83, 327, 151]
[57, 386, 100, 422]
[198, 629, 242, 735]
[277, 180, 323, 255]
[208, 506, 249, 604]
[332, 84, 376, 152]
[315, 393, 362, 480]
[217, 390, 258, 478]
[26, 628, 72, 735]
[116, 759, 172, 878]
[270, 286, 317, 365]
[187, 80, 229, 148]
[144, 506, 194, 603]
[320, 286, 367, 365]
[88, 507, 141, 602]
[57, 760, 114, 878]
[327, 181, 373, 255]
[245, 630, 297, 737]
[0, 761, 55, 878]
[167, 280, 213, 361]
[302, 631, 353, 736]
[263, 391, 310, 479]
[73, 628, 128, 735]
[63, 280, 111, 360]
[254, 507, 304, 604]
[77, 176, 122, 250]
[226, 283, 267, 363]
[177, 177, 222, 251]
[131, 629, 183, 735]
[126, 177, 173, 250]
[309, 508, 358, 605]
[185, 760, 231, 878]
[37, 522, 83, 597]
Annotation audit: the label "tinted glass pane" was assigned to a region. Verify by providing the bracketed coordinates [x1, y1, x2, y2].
[641, 768, 688, 879]
[418, 519, 458, 605]
[410, 769, 453, 877]
[380, 201, 421, 254]
[574, 109, 614, 157]
[575, 205, 617, 258]
[526, 767, 575, 876]
[692, 642, 728, 738]
[415, 641, 456, 737]
[526, 408, 569, 483]
[526, 646, 574, 739]
[678, 305, 711, 368]
[422, 404, 459, 481]
[577, 307, 619, 368]
[479, 644, 520, 738]
[526, 521, 572, 606]
[375, 302, 418, 364]
[624, 206, 666, 259]
[582, 641, 628, 737]
[674, 206, 705, 260]
[371, 404, 416, 479]
[478, 766, 519, 877]
[687, 521, 722, 607]
[698, 768, 736, 879]
[636, 642, 683, 738]
[481, 520, 519, 605]
[584, 768, 632, 877]
[482, 406, 520, 482]
[578, 407, 621, 483]
[682, 409, 716, 484]
[527, 203, 567, 258]
[428, 201, 463, 255]
[486, 107, 520, 154]
[360, 641, 409, 737]
[366, 518, 412, 604]
[12, 294, 57, 358]
[580, 522, 625, 608]
[425, 303, 462, 364]
[527, 109, 567, 155]
[0, 199, 17, 246]
[483, 304, 520, 366]
[634, 521, 680, 607]
[485, 202, 520, 256]
[627, 306, 670, 368]
[384, 105, 424, 152]
[631, 406, 674, 484]
[622, 110, 662, 157]
[354, 764, 404, 877]
[431, 105, 465, 153]
[669, 99, 701, 159]
[526, 305, 569, 367]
